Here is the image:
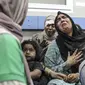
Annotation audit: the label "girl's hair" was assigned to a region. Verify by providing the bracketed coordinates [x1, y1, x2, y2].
[21, 39, 42, 61]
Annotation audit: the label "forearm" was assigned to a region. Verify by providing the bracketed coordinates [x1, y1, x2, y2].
[51, 61, 71, 73]
[44, 67, 53, 75]
[30, 69, 42, 79]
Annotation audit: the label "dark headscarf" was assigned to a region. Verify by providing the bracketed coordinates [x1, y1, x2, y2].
[55, 11, 85, 73]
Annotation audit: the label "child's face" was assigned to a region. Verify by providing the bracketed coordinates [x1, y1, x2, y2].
[23, 44, 36, 61]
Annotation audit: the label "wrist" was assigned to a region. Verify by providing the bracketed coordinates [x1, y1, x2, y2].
[66, 61, 72, 67]
[45, 67, 52, 75]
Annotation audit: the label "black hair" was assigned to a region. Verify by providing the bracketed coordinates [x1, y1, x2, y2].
[54, 11, 82, 36]
[21, 40, 29, 51]
[21, 39, 42, 61]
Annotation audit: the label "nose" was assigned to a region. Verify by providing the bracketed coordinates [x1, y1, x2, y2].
[60, 18, 65, 22]
[49, 25, 53, 30]
[26, 50, 30, 54]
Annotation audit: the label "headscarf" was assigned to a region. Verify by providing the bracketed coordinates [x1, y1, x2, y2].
[55, 11, 85, 73]
[0, 0, 28, 41]
[0, 0, 34, 85]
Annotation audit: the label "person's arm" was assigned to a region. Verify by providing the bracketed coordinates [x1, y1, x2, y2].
[30, 62, 43, 79]
[30, 69, 42, 79]
[44, 41, 83, 73]
[44, 66, 67, 80]
[44, 41, 71, 73]
[65, 73, 79, 83]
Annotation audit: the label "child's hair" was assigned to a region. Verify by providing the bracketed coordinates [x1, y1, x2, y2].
[21, 39, 42, 61]
[21, 40, 29, 51]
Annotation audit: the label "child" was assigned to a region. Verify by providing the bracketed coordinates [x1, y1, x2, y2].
[21, 40, 48, 85]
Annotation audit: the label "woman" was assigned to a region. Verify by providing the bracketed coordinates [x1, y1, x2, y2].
[0, 0, 33, 85]
[44, 11, 85, 85]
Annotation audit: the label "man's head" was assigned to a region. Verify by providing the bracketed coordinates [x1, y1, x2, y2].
[44, 15, 56, 37]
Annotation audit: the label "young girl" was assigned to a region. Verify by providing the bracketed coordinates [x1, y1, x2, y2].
[21, 39, 48, 85]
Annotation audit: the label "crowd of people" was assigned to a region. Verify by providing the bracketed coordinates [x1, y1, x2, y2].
[0, 0, 85, 85]
[21, 11, 85, 85]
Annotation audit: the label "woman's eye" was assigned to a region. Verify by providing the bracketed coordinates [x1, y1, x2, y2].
[62, 16, 66, 19]
[57, 18, 61, 22]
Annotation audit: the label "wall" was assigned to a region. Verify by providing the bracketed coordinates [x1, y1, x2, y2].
[29, 0, 65, 5]
[22, 0, 85, 40]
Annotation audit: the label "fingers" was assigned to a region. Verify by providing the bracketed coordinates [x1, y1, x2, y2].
[76, 53, 83, 60]
[68, 74, 74, 80]
[54, 73, 67, 80]
[67, 74, 77, 83]
[72, 49, 78, 56]
[74, 51, 83, 62]
[68, 49, 81, 57]
[76, 58, 83, 63]
[68, 51, 70, 56]
[75, 51, 83, 58]
[56, 76, 65, 80]
[57, 73, 67, 78]
[72, 49, 83, 58]
[57, 73, 67, 80]
[67, 49, 83, 66]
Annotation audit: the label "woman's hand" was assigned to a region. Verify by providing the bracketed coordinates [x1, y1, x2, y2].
[66, 49, 83, 66]
[50, 71, 67, 80]
[65, 73, 79, 83]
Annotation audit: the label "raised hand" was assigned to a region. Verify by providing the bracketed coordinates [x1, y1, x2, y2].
[66, 49, 83, 66]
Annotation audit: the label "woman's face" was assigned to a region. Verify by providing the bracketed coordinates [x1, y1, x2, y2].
[56, 14, 73, 36]
[23, 44, 36, 61]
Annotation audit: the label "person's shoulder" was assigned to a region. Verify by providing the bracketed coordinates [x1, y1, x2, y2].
[32, 33, 40, 40]
[32, 33, 39, 37]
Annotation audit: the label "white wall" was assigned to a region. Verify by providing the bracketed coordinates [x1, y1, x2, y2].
[29, 0, 65, 5]
[70, 0, 85, 17]
[22, 0, 85, 40]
